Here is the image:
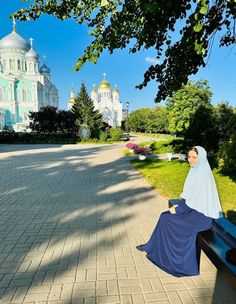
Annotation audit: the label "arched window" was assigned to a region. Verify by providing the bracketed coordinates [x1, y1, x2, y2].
[22, 89, 27, 101]
[0, 88, 3, 101]
[9, 59, 13, 70]
[17, 59, 21, 71]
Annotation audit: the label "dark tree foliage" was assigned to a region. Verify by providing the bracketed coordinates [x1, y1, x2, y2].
[71, 83, 105, 137]
[215, 102, 236, 143]
[13, 0, 236, 102]
[29, 106, 75, 134]
[29, 106, 58, 133]
[57, 110, 76, 133]
[219, 134, 236, 176]
[184, 104, 219, 153]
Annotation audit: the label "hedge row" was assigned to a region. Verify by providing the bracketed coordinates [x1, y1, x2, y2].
[0, 132, 77, 144]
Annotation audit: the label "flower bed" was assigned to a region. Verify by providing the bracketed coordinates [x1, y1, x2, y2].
[125, 142, 138, 150]
[133, 145, 152, 155]
[125, 142, 152, 157]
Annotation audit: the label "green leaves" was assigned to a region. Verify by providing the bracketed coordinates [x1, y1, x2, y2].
[193, 23, 203, 32]
[14, 0, 236, 103]
[125, 106, 169, 133]
[194, 42, 205, 55]
[200, 6, 208, 15]
[101, 0, 108, 7]
[167, 80, 212, 136]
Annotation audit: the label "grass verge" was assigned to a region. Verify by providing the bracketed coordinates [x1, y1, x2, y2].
[131, 158, 236, 225]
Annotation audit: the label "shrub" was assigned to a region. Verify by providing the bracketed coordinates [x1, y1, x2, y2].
[109, 127, 123, 141]
[0, 131, 76, 144]
[99, 131, 109, 141]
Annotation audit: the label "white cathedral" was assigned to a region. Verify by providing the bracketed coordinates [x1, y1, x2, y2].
[0, 21, 59, 131]
[68, 74, 123, 127]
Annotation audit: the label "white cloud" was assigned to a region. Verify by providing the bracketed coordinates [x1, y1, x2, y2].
[144, 56, 160, 65]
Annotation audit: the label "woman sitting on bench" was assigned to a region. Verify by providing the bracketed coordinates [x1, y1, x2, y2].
[136, 145, 223, 277]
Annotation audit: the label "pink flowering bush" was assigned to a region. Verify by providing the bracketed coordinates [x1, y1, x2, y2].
[125, 142, 138, 150]
[133, 145, 152, 155]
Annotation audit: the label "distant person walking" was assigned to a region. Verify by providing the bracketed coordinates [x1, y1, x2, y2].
[136, 146, 223, 277]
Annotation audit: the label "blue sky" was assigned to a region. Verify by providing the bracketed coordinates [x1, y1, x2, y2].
[0, 1, 235, 112]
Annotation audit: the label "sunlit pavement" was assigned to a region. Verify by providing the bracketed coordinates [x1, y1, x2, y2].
[0, 142, 235, 304]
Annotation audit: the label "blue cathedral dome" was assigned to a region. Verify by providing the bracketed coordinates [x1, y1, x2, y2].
[39, 63, 51, 73]
[0, 30, 30, 51]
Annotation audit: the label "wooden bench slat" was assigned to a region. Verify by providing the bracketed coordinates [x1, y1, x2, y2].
[212, 221, 236, 248]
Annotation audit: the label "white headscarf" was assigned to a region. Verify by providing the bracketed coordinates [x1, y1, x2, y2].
[180, 146, 223, 219]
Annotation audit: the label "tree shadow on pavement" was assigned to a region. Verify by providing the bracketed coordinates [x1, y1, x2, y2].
[0, 143, 157, 302]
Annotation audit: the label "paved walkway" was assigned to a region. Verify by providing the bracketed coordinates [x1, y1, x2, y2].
[0, 142, 235, 304]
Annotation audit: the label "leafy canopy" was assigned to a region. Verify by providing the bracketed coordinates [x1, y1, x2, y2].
[29, 106, 58, 133]
[13, 0, 236, 102]
[166, 80, 212, 135]
[29, 106, 75, 133]
[125, 106, 168, 133]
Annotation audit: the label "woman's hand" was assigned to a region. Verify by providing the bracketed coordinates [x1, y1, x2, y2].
[169, 205, 178, 214]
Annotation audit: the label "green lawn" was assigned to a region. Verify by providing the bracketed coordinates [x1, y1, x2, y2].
[131, 158, 236, 225]
[131, 132, 173, 140]
[138, 137, 184, 154]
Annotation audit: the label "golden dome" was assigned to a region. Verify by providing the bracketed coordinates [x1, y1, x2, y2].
[112, 84, 119, 94]
[112, 88, 119, 94]
[98, 80, 111, 90]
[69, 98, 75, 105]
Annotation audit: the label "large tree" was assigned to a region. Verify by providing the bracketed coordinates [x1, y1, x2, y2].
[71, 83, 104, 137]
[29, 106, 58, 133]
[167, 80, 212, 135]
[29, 106, 75, 134]
[184, 103, 219, 152]
[125, 106, 168, 133]
[14, 1, 236, 103]
[215, 102, 236, 143]
[145, 106, 169, 134]
[125, 108, 149, 132]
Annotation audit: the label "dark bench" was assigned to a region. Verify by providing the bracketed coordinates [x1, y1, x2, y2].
[168, 199, 236, 289]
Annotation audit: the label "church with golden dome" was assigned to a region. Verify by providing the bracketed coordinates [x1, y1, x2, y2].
[0, 20, 59, 131]
[91, 74, 123, 127]
[68, 74, 123, 127]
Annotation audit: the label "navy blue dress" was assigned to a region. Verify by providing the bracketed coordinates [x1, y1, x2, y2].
[138, 200, 213, 277]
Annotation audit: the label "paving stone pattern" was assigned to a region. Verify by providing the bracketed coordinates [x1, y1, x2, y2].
[0, 143, 235, 304]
